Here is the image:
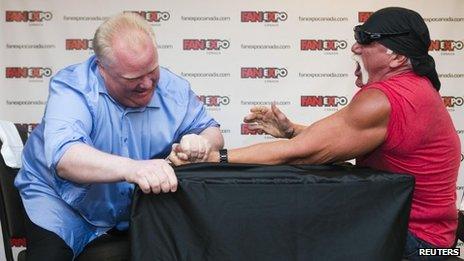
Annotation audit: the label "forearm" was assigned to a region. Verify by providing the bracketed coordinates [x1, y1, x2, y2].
[209, 139, 300, 165]
[56, 143, 136, 183]
[199, 127, 224, 150]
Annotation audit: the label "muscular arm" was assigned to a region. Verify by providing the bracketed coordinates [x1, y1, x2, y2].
[210, 89, 390, 164]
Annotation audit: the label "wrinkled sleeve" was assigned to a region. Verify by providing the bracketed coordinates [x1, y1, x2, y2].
[43, 76, 94, 179]
[175, 87, 219, 139]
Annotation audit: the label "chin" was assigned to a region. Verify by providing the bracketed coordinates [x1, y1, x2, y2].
[355, 77, 364, 88]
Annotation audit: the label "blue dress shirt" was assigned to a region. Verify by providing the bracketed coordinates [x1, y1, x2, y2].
[15, 55, 219, 256]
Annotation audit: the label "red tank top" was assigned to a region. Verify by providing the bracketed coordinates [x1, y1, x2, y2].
[356, 72, 461, 247]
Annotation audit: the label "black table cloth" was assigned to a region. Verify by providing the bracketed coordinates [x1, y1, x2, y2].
[131, 163, 414, 261]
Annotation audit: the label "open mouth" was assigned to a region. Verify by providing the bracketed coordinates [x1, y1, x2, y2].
[355, 62, 361, 77]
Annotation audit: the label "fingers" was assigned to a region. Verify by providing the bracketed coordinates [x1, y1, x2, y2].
[138, 176, 152, 194]
[146, 172, 162, 194]
[168, 147, 190, 166]
[178, 134, 210, 162]
[249, 106, 268, 113]
[162, 163, 178, 192]
[272, 104, 287, 121]
[132, 160, 178, 194]
[246, 122, 263, 131]
[172, 143, 188, 160]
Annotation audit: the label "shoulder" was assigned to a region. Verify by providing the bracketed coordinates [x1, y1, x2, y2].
[51, 56, 99, 95]
[345, 88, 391, 129]
[156, 67, 193, 103]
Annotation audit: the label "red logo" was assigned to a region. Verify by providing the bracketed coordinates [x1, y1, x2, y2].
[125, 11, 170, 22]
[241, 11, 287, 22]
[429, 40, 463, 51]
[5, 67, 52, 78]
[66, 39, 93, 50]
[198, 95, 230, 106]
[358, 12, 373, 23]
[442, 96, 463, 107]
[241, 124, 265, 135]
[5, 11, 52, 22]
[301, 96, 348, 107]
[241, 67, 288, 79]
[183, 39, 230, 50]
[301, 40, 347, 51]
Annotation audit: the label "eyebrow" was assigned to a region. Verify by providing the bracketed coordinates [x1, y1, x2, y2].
[121, 66, 158, 80]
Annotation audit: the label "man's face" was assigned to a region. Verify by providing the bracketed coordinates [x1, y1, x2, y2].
[99, 32, 160, 108]
[351, 41, 394, 88]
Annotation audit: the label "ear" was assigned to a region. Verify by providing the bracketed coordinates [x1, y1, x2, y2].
[389, 54, 409, 69]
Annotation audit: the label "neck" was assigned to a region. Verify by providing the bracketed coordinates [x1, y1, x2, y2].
[377, 65, 413, 83]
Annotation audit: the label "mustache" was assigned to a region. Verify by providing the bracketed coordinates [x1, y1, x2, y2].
[352, 54, 362, 63]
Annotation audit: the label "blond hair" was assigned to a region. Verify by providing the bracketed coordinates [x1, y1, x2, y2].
[93, 12, 157, 66]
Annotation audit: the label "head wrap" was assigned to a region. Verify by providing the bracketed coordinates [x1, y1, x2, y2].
[359, 7, 440, 91]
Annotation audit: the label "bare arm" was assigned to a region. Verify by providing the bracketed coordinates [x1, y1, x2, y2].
[57, 143, 177, 194]
[207, 89, 390, 164]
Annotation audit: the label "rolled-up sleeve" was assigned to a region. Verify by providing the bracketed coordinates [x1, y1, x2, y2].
[43, 76, 94, 178]
[176, 88, 220, 138]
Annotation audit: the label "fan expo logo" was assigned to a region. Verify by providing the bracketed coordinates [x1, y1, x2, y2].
[198, 95, 230, 107]
[301, 40, 348, 51]
[183, 39, 230, 51]
[5, 11, 53, 22]
[358, 12, 373, 23]
[429, 40, 463, 54]
[124, 11, 170, 23]
[442, 96, 463, 108]
[66, 39, 93, 50]
[301, 96, 348, 107]
[5, 67, 52, 79]
[241, 123, 265, 135]
[241, 67, 288, 79]
[241, 11, 288, 23]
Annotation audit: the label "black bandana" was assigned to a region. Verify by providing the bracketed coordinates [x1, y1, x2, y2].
[360, 7, 440, 91]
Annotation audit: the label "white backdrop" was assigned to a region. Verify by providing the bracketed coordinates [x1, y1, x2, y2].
[1, 0, 463, 260]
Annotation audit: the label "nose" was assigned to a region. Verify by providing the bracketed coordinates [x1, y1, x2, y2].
[139, 75, 153, 89]
[351, 42, 362, 54]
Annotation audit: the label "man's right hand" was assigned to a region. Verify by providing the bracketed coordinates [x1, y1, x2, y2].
[125, 159, 177, 194]
[243, 104, 295, 139]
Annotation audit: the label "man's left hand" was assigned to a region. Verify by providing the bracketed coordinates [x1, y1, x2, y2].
[176, 134, 211, 162]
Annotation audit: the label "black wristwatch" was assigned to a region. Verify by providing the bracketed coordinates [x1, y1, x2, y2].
[219, 149, 228, 163]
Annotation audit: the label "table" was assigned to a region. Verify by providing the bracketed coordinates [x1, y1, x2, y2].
[131, 163, 414, 261]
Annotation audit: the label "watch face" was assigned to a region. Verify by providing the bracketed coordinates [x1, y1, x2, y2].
[219, 149, 228, 163]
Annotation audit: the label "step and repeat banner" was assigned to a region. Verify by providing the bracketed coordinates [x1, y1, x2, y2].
[0, 0, 463, 255]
